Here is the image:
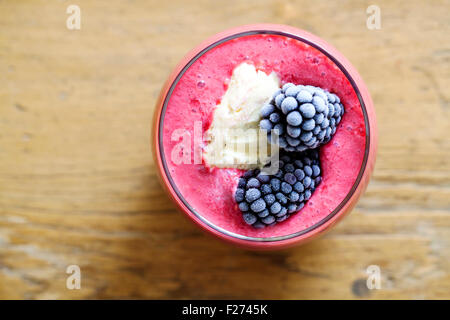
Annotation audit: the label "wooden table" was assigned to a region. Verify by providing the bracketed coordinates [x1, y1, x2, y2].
[0, 0, 448, 299]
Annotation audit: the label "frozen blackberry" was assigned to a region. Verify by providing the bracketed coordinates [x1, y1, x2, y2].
[260, 84, 345, 152]
[234, 150, 322, 228]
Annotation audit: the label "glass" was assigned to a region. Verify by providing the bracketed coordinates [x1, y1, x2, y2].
[152, 24, 378, 249]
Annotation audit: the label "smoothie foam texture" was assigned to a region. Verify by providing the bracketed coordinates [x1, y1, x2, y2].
[199, 62, 345, 229]
[260, 83, 345, 152]
[203, 63, 280, 169]
[235, 150, 322, 228]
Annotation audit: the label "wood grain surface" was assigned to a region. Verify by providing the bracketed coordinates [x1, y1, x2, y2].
[0, 0, 449, 299]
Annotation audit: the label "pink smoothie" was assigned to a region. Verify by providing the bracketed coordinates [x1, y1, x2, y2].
[162, 34, 366, 238]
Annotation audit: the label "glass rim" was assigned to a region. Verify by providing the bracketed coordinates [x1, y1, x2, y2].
[158, 29, 371, 242]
